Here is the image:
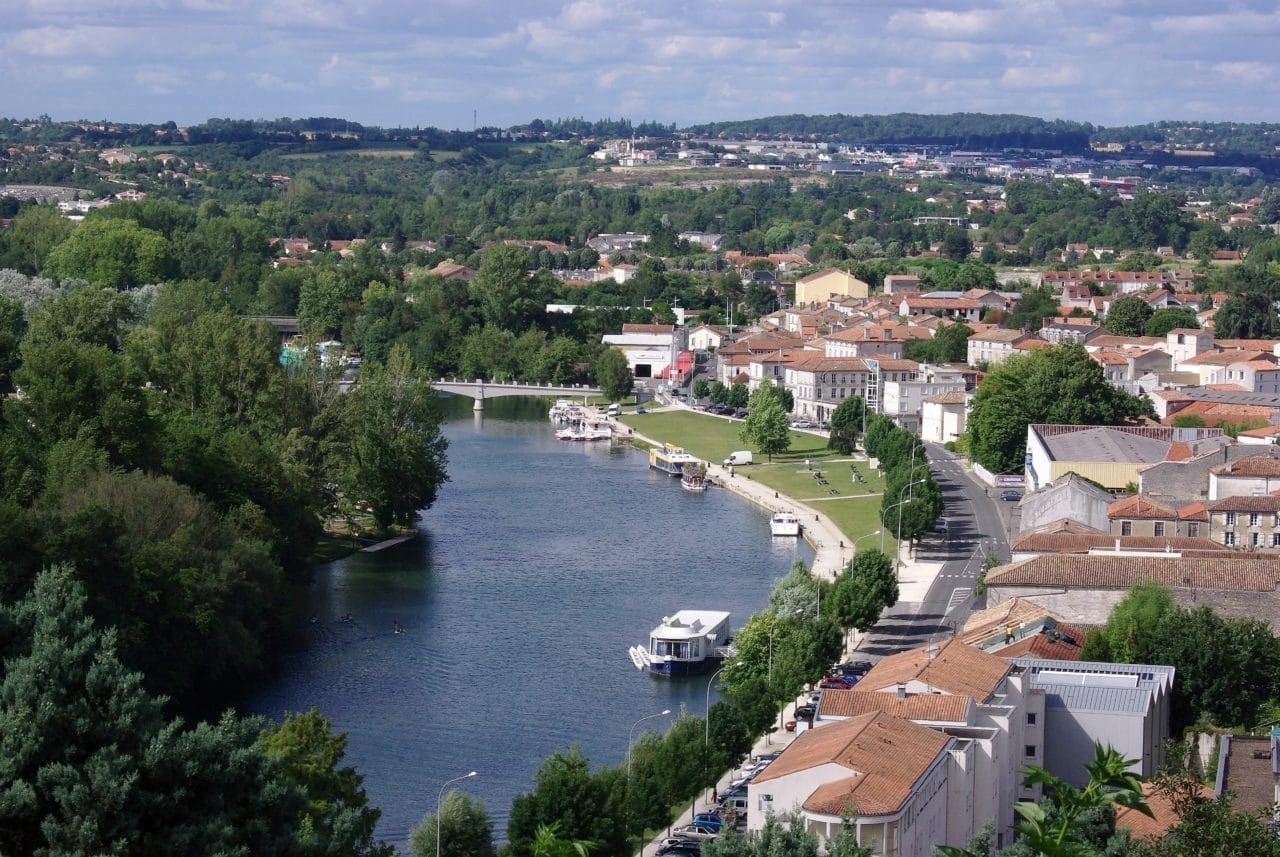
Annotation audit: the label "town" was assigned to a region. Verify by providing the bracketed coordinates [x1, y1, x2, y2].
[2, 110, 1280, 857]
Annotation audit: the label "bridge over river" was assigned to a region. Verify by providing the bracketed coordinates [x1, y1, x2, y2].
[433, 379, 602, 410]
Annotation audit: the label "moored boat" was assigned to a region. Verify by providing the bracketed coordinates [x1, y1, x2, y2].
[649, 443, 699, 476]
[680, 462, 708, 492]
[770, 512, 801, 537]
[629, 610, 733, 677]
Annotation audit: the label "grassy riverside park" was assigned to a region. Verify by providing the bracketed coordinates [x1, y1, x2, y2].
[619, 409, 897, 557]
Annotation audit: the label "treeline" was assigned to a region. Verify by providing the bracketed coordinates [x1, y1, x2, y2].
[1093, 119, 1280, 157]
[684, 112, 1097, 152]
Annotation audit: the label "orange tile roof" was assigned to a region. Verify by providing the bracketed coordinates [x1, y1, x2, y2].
[1212, 455, 1280, 477]
[858, 638, 1012, 701]
[986, 555, 1280, 592]
[1115, 782, 1212, 840]
[753, 712, 951, 819]
[1107, 495, 1178, 519]
[1206, 494, 1280, 513]
[817, 689, 973, 723]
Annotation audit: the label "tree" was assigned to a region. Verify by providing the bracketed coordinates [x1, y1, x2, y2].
[6, 205, 74, 274]
[940, 745, 1150, 857]
[1104, 295, 1154, 336]
[1144, 307, 1199, 338]
[594, 347, 633, 403]
[727, 382, 749, 409]
[1135, 774, 1280, 857]
[1212, 291, 1280, 339]
[0, 566, 307, 856]
[1005, 286, 1060, 332]
[1079, 582, 1174, 664]
[740, 382, 791, 461]
[942, 228, 973, 262]
[470, 244, 546, 331]
[693, 378, 710, 399]
[330, 344, 449, 530]
[827, 549, 898, 633]
[506, 748, 620, 857]
[409, 790, 495, 857]
[43, 217, 176, 289]
[262, 709, 395, 857]
[710, 381, 729, 404]
[967, 344, 1154, 474]
[828, 396, 865, 454]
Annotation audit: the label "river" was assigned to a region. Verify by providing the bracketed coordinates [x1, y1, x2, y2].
[246, 396, 812, 850]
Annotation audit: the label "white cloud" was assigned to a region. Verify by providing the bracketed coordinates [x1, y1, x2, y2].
[1001, 64, 1081, 89]
[887, 9, 998, 39]
[1212, 61, 1275, 83]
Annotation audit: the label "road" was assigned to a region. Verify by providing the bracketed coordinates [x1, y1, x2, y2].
[856, 442, 1013, 659]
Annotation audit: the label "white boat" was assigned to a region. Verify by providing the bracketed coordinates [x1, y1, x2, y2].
[548, 399, 585, 422]
[649, 443, 699, 476]
[555, 426, 611, 442]
[680, 462, 708, 492]
[770, 512, 801, 537]
[630, 610, 733, 677]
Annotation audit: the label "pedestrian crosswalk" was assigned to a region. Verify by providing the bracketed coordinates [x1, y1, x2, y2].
[945, 588, 972, 613]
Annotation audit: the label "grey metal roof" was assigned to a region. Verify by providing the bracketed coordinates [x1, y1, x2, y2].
[1037, 427, 1171, 464]
[1011, 657, 1175, 714]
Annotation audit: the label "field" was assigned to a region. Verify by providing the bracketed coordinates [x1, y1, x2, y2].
[619, 409, 895, 554]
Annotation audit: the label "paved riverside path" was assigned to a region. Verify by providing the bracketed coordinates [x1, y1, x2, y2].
[626, 421, 947, 856]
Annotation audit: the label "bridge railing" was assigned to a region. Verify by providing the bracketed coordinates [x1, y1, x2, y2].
[435, 378, 601, 390]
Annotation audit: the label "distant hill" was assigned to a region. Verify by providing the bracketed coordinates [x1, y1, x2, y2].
[681, 112, 1097, 153]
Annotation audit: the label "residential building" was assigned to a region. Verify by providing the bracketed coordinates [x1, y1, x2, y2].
[1209, 453, 1280, 499]
[784, 356, 871, 423]
[1205, 493, 1280, 549]
[898, 295, 982, 323]
[746, 711, 956, 855]
[1140, 439, 1280, 503]
[1008, 658, 1175, 786]
[794, 268, 871, 305]
[600, 324, 678, 381]
[967, 329, 1036, 367]
[1106, 495, 1209, 539]
[884, 273, 922, 295]
[921, 391, 969, 444]
[1018, 473, 1116, 532]
[687, 324, 728, 352]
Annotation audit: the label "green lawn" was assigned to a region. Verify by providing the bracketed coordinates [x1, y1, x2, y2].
[619, 410, 894, 554]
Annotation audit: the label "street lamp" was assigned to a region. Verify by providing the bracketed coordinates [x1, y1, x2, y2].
[704, 663, 739, 790]
[627, 709, 671, 780]
[437, 771, 477, 857]
[851, 529, 882, 560]
[881, 477, 929, 552]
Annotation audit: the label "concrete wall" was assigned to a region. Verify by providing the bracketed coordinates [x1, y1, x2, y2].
[1042, 708, 1148, 787]
[1019, 480, 1112, 533]
[987, 585, 1280, 633]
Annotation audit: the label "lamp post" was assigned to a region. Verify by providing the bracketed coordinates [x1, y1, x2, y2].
[881, 477, 929, 553]
[437, 771, 477, 857]
[704, 663, 738, 790]
[851, 529, 881, 562]
[627, 709, 671, 780]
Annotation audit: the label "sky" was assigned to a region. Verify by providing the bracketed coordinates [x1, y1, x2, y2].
[5, 0, 1280, 131]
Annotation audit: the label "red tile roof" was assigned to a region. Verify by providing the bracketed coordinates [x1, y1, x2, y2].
[986, 555, 1280, 592]
[858, 638, 1012, 702]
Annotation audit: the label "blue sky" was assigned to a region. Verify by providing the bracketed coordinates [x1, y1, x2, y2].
[5, 0, 1279, 130]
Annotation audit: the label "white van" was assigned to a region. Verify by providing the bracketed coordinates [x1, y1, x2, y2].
[607, 403, 622, 417]
[723, 450, 753, 466]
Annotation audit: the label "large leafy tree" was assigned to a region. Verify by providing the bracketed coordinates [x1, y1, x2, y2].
[1144, 307, 1199, 338]
[1104, 295, 1154, 336]
[967, 343, 1154, 473]
[506, 748, 624, 857]
[330, 344, 449, 531]
[826, 549, 898, 633]
[1005, 286, 1060, 333]
[469, 244, 547, 331]
[827, 395, 865, 454]
[740, 381, 791, 461]
[43, 217, 176, 289]
[593, 347, 633, 403]
[1213, 291, 1280, 339]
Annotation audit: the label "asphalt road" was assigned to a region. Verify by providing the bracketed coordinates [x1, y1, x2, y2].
[856, 442, 1014, 659]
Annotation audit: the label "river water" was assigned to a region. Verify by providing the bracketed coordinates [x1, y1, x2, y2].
[246, 396, 812, 850]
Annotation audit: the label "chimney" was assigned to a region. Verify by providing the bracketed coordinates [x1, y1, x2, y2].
[896, 684, 907, 700]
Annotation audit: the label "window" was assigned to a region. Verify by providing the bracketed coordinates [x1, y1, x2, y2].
[1250, 512, 1261, 527]
[1120, 521, 1132, 536]
[1025, 745, 1037, 758]
[1252, 532, 1261, 548]
[1027, 713, 1037, 726]
[1272, 532, 1280, 548]
[1153, 522, 1165, 537]
[1226, 512, 1237, 526]
[1224, 531, 1236, 546]
[1187, 523, 1199, 537]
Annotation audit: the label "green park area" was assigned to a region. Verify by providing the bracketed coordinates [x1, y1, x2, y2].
[619, 409, 896, 555]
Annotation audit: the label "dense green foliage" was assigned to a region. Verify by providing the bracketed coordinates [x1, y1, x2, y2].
[967, 344, 1154, 474]
[0, 567, 391, 857]
[864, 415, 943, 546]
[1081, 584, 1280, 731]
[827, 395, 865, 454]
[740, 381, 791, 460]
[410, 790, 495, 857]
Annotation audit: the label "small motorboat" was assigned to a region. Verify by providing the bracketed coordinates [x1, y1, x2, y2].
[770, 512, 801, 537]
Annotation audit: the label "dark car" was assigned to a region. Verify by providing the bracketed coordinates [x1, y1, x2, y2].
[1000, 489, 1023, 501]
[835, 660, 873, 676]
[794, 704, 817, 720]
[733, 408, 749, 418]
[657, 845, 701, 857]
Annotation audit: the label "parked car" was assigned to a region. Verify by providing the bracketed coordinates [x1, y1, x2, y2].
[790, 419, 815, 428]
[794, 704, 817, 720]
[658, 845, 701, 857]
[672, 824, 719, 839]
[733, 408, 749, 418]
[834, 660, 873, 676]
[1000, 489, 1023, 501]
[820, 676, 855, 689]
[692, 812, 723, 830]
[636, 406, 647, 414]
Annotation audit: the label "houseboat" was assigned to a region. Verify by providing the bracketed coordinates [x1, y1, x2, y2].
[629, 610, 733, 677]
[770, 512, 801, 537]
[680, 462, 708, 492]
[648, 444, 699, 476]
